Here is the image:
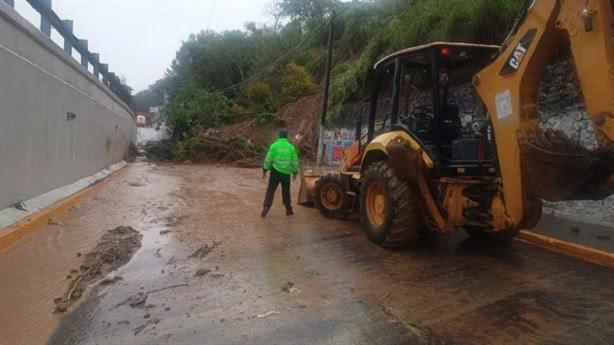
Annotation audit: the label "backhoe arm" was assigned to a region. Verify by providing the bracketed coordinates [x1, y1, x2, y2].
[475, 0, 614, 230]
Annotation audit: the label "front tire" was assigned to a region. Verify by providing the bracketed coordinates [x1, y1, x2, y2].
[315, 173, 349, 220]
[360, 161, 424, 248]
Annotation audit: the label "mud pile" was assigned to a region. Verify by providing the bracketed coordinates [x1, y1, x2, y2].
[54, 226, 142, 313]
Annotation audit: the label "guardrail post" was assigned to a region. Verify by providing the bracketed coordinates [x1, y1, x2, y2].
[40, 0, 51, 36]
[2, 0, 15, 8]
[109, 72, 116, 92]
[91, 53, 100, 79]
[101, 64, 109, 86]
[79, 39, 88, 68]
[62, 20, 73, 54]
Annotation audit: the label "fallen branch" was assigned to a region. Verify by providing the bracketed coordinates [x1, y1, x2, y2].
[66, 265, 94, 310]
[146, 283, 189, 295]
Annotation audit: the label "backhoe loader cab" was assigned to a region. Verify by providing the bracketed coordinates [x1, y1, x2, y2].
[363, 42, 500, 174]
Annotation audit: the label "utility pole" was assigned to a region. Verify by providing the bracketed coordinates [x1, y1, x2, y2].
[316, 14, 335, 166]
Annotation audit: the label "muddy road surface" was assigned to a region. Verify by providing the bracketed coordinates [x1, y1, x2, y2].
[1, 162, 613, 344]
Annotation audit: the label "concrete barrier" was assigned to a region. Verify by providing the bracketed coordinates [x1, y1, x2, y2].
[0, 3, 136, 211]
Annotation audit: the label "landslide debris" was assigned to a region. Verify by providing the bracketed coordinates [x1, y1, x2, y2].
[53, 226, 142, 313]
[143, 139, 175, 161]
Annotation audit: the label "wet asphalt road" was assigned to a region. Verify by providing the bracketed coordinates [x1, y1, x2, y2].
[1, 162, 613, 345]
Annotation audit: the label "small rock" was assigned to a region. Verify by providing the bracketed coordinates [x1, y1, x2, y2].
[165, 307, 171, 311]
[281, 282, 298, 293]
[195, 269, 211, 277]
[571, 226, 580, 233]
[159, 230, 171, 235]
[76, 252, 82, 257]
[128, 292, 147, 307]
[143, 313, 150, 319]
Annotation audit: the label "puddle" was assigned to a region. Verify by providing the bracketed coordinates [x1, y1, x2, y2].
[0, 163, 185, 345]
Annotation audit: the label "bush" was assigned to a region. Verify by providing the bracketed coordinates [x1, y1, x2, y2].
[279, 63, 317, 105]
[230, 104, 247, 115]
[165, 85, 233, 140]
[174, 136, 203, 161]
[246, 82, 273, 111]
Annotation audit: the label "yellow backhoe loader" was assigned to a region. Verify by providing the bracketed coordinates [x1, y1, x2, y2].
[300, 0, 614, 247]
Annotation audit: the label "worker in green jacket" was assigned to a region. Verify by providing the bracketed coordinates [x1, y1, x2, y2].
[261, 130, 299, 218]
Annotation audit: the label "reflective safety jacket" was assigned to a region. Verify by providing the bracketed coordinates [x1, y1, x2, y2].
[263, 138, 299, 175]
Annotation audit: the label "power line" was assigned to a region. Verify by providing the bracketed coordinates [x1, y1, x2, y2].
[206, 0, 218, 31]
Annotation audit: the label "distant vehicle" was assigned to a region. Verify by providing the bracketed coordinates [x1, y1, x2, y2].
[136, 115, 146, 127]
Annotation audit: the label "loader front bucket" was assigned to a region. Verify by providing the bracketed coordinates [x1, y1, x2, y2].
[298, 166, 336, 206]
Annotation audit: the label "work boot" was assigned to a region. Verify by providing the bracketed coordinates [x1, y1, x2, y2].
[286, 209, 294, 216]
[261, 207, 269, 218]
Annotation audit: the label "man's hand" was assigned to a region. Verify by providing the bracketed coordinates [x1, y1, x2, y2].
[262, 171, 267, 180]
[292, 173, 297, 181]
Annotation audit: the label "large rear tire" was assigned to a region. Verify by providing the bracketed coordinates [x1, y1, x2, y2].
[315, 173, 349, 220]
[360, 161, 424, 248]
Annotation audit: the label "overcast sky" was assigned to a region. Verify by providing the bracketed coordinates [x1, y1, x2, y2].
[15, 0, 271, 92]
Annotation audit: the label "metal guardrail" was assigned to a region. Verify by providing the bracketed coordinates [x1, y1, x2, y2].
[2, 0, 135, 112]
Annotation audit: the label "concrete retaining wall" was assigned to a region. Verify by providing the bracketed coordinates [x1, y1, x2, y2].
[0, 3, 136, 211]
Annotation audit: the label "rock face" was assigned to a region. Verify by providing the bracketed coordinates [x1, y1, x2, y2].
[538, 59, 599, 152]
[537, 60, 612, 220]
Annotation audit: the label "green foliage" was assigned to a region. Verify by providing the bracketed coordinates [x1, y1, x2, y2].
[255, 112, 285, 127]
[167, 30, 256, 97]
[230, 104, 247, 115]
[280, 63, 317, 105]
[280, 0, 340, 25]
[151, 0, 524, 136]
[165, 85, 233, 140]
[325, 0, 523, 120]
[174, 136, 202, 161]
[246, 82, 273, 111]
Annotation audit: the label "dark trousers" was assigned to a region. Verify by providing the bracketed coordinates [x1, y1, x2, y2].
[263, 169, 292, 211]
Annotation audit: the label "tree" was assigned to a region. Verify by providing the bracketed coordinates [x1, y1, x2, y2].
[134, 89, 156, 112]
[279, 0, 340, 25]
[264, 0, 285, 34]
[165, 85, 233, 139]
